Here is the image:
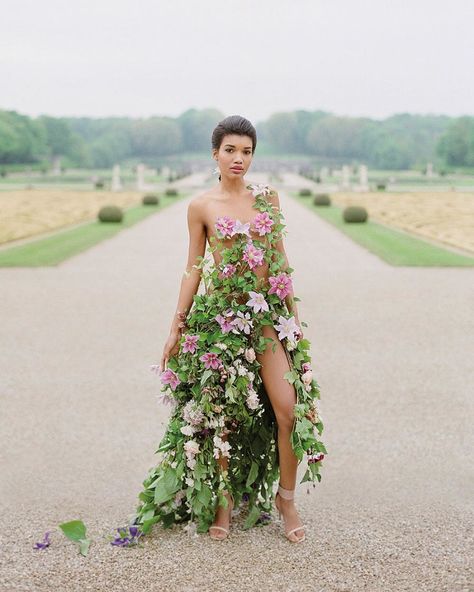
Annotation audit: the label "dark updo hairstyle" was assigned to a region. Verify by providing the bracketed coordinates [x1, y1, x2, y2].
[211, 115, 257, 181]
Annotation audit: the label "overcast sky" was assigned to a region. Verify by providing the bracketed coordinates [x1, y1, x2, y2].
[1, 0, 473, 123]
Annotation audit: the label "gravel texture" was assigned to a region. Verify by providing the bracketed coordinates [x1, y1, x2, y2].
[0, 173, 473, 592]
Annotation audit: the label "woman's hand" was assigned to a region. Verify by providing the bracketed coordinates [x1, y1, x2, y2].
[160, 330, 181, 372]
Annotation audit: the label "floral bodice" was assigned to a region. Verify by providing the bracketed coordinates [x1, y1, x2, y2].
[196, 183, 290, 301]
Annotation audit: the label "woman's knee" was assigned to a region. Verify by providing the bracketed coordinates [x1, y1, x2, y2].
[275, 407, 296, 432]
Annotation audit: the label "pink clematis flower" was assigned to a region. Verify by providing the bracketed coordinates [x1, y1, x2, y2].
[215, 308, 235, 333]
[219, 263, 237, 279]
[215, 216, 236, 238]
[182, 334, 199, 354]
[246, 291, 269, 313]
[160, 368, 181, 391]
[199, 352, 222, 370]
[268, 273, 293, 300]
[253, 212, 274, 236]
[242, 241, 264, 269]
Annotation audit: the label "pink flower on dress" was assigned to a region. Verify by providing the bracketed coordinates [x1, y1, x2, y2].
[253, 212, 274, 236]
[242, 241, 264, 269]
[302, 362, 312, 373]
[219, 263, 237, 279]
[268, 273, 293, 300]
[199, 352, 222, 370]
[159, 368, 181, 391]
[182, 334, 199, 354]
[215, 308, 235, 333]
[215, 216, 236, 238]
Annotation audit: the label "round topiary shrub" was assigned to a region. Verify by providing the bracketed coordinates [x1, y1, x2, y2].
[376, 183, 386, 191]
[314, 193, 331, 206]
[299, 188, 312, 197]
[142, 193, 160, 205]
[343, 205, 368, 223]
[165, 187, 178, 196]
[98, 205, 123, 223]
[95, 179, 105, 189]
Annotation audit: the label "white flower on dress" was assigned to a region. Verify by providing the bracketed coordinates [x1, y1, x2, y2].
[244, 347, 256, 362]
[180, 424, 196, 436]
[213, 435, 231, 459]
[273, 315, 299, 341]
[232, 310, 253, 334]
[249, 183, 271, 197]
[182, 400, 205, 426]
[246, 388, 261, 410]
[246, 291, 269, 314]
[231, 219, 251, 236]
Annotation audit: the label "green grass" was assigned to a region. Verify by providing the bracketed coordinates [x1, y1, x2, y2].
[0, 194, 189, 267]
[292, 193, 474, 267]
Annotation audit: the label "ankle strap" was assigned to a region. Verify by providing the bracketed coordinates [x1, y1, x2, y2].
[277, 483, 295, 500]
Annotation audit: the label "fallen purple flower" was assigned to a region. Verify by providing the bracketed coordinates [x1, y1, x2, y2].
[110, 524, 144, 547]
[33, 530, 52, 550]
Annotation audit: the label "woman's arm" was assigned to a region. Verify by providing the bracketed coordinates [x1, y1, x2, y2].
[267, 189, 301, 326]
[168, 198, 207, 335]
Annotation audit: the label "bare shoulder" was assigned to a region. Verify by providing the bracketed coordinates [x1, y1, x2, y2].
[265, 185, 281, 211]
[187, 189, 214, 219]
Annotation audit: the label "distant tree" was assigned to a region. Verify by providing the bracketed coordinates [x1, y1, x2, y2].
[131, 117, 183, 157]
[437, 116, 474, 166]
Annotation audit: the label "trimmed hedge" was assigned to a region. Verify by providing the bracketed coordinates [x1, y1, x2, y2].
[313, 193, 331, 206]
[342, 205, 368, 223]
[299, 188, 312, 197]
[98, 205, 123, 223]
[165, 187, 178, 196]
[142, 193, 160, 205]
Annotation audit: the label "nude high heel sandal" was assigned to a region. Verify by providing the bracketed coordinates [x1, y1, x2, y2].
[274, 483, 306, 543]
[208, 491, 234, 540]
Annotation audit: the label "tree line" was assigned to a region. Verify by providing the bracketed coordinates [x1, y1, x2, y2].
[0, 107, 472, 170]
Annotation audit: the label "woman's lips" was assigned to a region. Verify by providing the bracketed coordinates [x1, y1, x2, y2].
[230, 167, 243, 171]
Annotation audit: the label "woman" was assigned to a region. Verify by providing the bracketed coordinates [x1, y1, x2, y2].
[132, 115, 326, 543]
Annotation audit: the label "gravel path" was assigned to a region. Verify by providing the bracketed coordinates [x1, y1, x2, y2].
[0, 174, 472, 592]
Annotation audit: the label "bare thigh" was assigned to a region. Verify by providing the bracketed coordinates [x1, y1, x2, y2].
[255, 324, 297, 430]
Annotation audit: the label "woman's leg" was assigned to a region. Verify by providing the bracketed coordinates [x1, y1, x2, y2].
[209, 436, 233, 537]
[255, 324, 305, 541]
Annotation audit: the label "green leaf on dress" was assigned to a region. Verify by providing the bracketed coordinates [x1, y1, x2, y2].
[246, 460, 259, 487]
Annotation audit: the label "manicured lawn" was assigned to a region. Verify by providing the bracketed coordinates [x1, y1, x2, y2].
[0, 194, 188, 267]
[292, 193, 474, 267]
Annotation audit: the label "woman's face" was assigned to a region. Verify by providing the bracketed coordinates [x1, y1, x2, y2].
[213, 134, 253, 179]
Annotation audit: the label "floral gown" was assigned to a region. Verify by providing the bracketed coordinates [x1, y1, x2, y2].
[132, 183, 327, 535]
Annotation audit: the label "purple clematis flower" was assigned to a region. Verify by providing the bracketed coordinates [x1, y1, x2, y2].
[110, 525, 143, 547]
[33, 530, 52, 550]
